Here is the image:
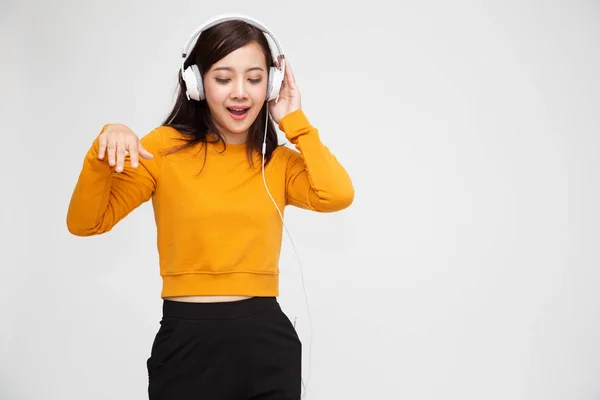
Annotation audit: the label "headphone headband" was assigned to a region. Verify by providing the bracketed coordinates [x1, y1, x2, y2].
[180, 14, 285, 102]
[181, 14, 285, 70]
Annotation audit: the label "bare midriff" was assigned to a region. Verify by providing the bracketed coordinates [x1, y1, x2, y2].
[163, 295, 253, 303]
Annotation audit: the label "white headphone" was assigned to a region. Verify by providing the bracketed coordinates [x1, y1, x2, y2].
[180, 14, 285, 102]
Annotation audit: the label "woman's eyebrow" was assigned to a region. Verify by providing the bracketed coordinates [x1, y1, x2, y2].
[213, 66, 265, 72]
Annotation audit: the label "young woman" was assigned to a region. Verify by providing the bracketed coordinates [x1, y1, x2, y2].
[66, 14, 354, 400]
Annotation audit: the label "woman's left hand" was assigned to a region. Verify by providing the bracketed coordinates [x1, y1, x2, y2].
[268, 57, 301, 124]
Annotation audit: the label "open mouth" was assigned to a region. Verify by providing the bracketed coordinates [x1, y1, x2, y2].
[227, 106, 250, 119]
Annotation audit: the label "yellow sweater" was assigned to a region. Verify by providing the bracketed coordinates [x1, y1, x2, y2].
[67, 110, 354, 297]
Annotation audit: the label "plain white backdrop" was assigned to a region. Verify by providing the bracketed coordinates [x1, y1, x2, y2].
[2, 0, 600, 399]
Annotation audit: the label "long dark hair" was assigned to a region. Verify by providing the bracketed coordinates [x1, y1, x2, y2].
[161, 20, 279, 168]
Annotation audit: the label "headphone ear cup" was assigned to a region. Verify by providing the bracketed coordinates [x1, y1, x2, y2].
[266, 70, 274, 101]
[183, 64, 204, 101]
[192, 65, 205, 100]
[266, 67, 283, 101]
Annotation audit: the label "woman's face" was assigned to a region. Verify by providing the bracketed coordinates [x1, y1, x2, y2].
[204, 41, 269, 144]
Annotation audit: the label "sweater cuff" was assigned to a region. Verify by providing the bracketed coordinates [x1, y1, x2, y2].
[278, 109, 313, 141]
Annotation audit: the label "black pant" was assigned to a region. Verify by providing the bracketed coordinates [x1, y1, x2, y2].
[147, 296, 302, 400]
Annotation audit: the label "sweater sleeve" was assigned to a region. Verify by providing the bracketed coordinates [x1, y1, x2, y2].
[279, 110, 354, 212]
[66, 125, 164, 236]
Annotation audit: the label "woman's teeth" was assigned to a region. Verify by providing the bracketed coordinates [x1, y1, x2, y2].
[227, 107, 249, 120]
[228, 107, 249, 115]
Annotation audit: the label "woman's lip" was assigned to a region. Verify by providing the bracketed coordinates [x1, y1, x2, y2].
[228, 108, 249, 120]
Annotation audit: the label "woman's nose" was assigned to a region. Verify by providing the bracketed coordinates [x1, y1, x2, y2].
[231, 79, 248, 99]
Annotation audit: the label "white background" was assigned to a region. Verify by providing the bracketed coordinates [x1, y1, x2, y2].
[2, 0, 600, 399]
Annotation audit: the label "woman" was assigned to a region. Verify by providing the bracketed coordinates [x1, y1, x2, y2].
[66, 14, 354, 400]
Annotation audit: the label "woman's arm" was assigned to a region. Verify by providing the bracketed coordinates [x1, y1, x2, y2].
[280, 110, 354, 212]
[66, 125, 163, 236]
[269, 58, 354, 212]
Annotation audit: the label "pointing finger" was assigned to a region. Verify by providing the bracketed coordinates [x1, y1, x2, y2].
[138, 143, 154, 160]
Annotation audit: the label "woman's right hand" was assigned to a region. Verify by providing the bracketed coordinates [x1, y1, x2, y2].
[97, 124, 154, 173]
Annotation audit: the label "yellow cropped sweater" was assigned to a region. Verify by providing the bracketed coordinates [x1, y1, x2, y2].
[67, 110, 354, 297]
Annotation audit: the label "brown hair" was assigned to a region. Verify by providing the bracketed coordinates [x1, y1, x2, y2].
[161, 19, 279, 168]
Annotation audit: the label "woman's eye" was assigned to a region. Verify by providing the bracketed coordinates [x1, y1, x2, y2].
[215, 77, 262, 84]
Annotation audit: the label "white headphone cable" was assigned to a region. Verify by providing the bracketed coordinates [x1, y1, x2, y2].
[261, 107, 313, 399]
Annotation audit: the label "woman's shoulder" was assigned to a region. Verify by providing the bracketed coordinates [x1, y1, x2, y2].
[140, 125, 195, 151]
[272, 142, 301, 162]
[144, 124, 187, 141]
